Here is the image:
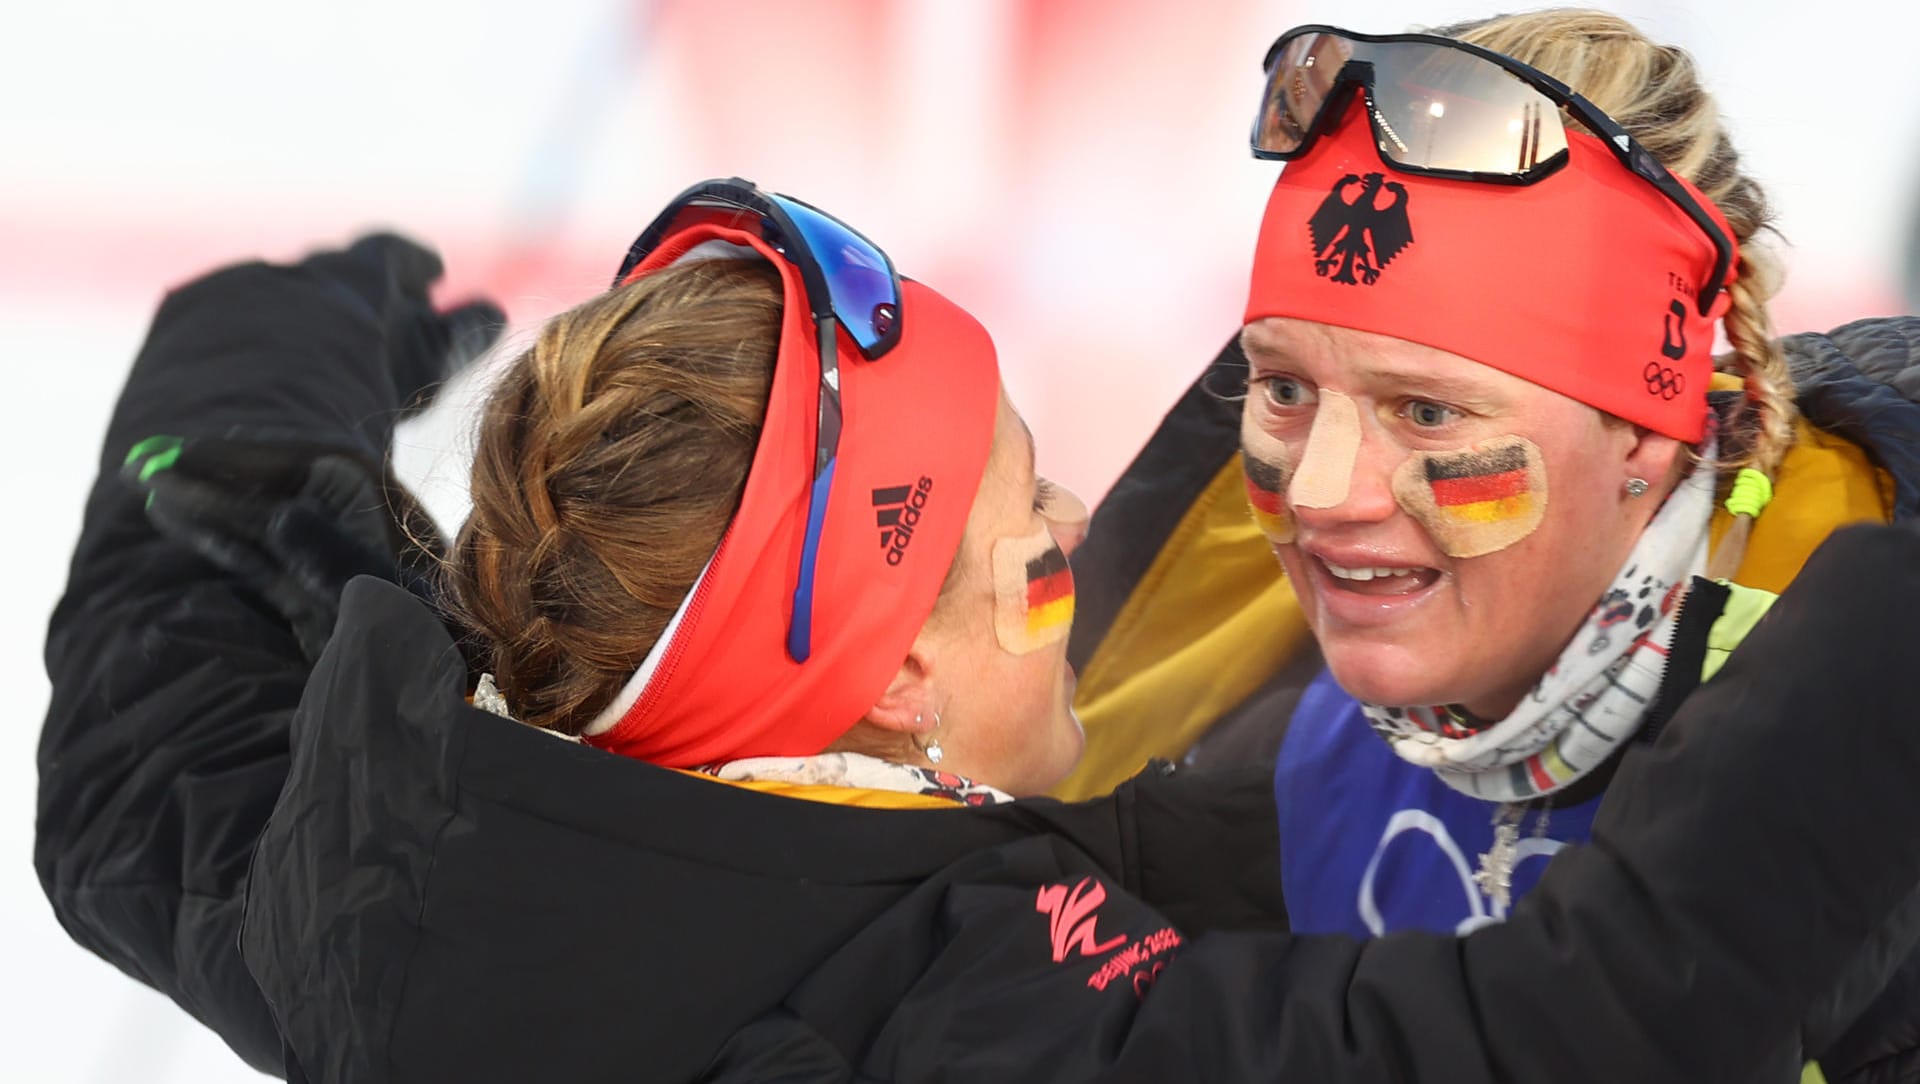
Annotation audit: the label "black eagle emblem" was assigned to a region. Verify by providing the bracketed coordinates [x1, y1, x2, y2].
[1307, 172, 1414, 286]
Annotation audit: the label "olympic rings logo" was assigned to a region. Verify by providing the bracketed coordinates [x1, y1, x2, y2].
[1643, 361, 1686, 400]
[1356, 809, 1567, 936]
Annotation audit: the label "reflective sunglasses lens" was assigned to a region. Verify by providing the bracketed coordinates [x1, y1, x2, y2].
[1254, 32, 1569, 177]
[1254, 32, 1356, 155]
[767, 194, 901, 355]
[1362, 41, 1567, 174]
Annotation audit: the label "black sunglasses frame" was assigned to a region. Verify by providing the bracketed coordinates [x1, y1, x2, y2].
[1253, 25, 1732, 315]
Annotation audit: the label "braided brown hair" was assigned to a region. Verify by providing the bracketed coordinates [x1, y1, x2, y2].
[441, 259, 783, 734]
[1434, 9, 1797, 575]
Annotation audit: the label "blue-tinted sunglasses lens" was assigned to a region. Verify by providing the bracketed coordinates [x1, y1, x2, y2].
[767, 194, 900, 354]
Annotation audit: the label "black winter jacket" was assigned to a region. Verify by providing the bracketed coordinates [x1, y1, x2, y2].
[1784, 317, 1920, 518]
[36, 253, 1920, 1082]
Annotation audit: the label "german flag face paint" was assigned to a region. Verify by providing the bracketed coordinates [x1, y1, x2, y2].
[1391, 436, 1549, 558]
[1241, 410, 1296, 544]
[993, 529, 1076, 654]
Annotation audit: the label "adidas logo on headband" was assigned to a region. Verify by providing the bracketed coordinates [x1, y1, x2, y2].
[873, 478, 936, 566]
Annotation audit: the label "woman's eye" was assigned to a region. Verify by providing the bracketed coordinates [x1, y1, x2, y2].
[1033, 477, 1057, 514]
[1404, 399, 1460, 428]
[1261, 376, 1317, 408]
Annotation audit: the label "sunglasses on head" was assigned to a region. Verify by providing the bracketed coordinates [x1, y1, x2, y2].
[615, 178, 905, 663]
[1250, 24, 1732, 315]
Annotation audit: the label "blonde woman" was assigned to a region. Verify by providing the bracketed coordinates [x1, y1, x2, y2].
[1068, 12, 1920, 1083]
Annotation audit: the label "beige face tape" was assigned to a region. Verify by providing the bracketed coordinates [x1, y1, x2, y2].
[1288, 388, 1362, 509]
[1240, 409, 1294, 544]
[1390, 435, 1550, 558]
[989, 482, 1086, 655]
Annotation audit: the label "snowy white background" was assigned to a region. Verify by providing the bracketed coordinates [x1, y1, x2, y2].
[6, 1, 1917, 1079]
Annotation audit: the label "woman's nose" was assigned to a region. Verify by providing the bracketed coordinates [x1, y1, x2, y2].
[1291, 458, 1399, 527]
[1043, 483, 1090, 557]
[1287, 394, 1398, 527]
[1050, 514, 1088, 558]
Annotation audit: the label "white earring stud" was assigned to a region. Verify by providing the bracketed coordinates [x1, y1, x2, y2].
[1624, 477, 1650, 498]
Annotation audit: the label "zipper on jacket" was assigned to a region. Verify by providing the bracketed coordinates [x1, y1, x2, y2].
[1539, 576, 1726, 809]
[1636, 576, 1728, 747]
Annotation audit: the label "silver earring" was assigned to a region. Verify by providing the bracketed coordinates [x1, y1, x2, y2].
[915, 710, 945, 764]
[1624, 477, 1650, 498]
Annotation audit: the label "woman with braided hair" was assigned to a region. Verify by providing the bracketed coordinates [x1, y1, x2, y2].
[437, 253, 1089, 801]
[1065, 10, 1920, 1083]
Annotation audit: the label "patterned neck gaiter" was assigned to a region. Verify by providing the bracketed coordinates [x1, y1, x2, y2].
[702, 752, 1013, 807]
[1358, 450, 1717, 802]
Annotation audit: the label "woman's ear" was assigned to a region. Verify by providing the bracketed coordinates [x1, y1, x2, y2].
[862, 634, 938, 738]
[1625, 425, 1687, 498]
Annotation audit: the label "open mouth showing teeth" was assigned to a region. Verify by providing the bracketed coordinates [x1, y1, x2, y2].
[1321, 560, 1440, 595]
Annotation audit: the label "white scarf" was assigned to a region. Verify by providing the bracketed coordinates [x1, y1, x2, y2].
[1360, 453, 1716, 802]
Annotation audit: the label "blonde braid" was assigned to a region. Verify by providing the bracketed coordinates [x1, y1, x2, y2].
[1436, 9, 1798, 576]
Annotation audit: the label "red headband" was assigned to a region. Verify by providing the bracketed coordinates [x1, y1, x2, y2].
[1245, 95, 1734, 441]
[581, 223, 1000, 767]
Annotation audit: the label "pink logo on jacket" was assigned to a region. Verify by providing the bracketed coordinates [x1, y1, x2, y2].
[1035, 878, 1127, 963]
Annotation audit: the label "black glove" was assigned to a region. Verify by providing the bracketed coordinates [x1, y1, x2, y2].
[296, 233, 504, 414]
[123, 434, 405, 660]
[108, 232, 505, 471]
[114, 233, 506, 658]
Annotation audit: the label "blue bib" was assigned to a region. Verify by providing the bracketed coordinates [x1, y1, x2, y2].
[1275, 669, 1604, 937]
